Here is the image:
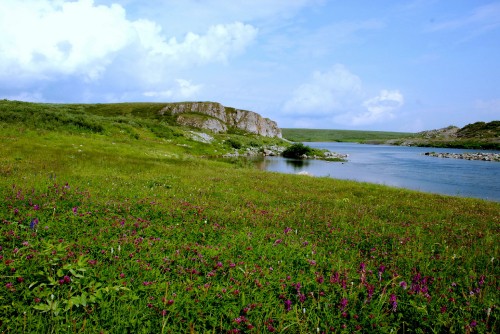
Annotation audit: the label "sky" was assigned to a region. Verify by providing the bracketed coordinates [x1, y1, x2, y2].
[1, 0, 499, 132]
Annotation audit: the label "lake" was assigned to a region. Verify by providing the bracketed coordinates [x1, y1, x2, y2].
[255, 142, 500, 202]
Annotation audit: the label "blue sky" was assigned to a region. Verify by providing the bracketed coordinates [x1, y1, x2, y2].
[1, 0, 499, 131]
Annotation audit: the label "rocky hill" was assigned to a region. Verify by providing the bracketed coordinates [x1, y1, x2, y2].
[159, 102, 282, 138]
[387, 121, 500, 149]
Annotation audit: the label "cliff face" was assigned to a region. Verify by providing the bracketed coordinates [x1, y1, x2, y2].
[158, 102, 282, 138]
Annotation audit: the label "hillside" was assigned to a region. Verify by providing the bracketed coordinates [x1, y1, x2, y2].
[0, 100, 285, 157]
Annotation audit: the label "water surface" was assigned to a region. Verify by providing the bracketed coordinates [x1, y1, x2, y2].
[256, 143, 500, 202]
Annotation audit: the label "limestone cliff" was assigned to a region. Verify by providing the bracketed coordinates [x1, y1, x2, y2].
[158, 102, 282, 138]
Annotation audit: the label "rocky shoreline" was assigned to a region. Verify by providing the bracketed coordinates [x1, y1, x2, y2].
[222, 146, 348, 161]
[424, 152, 500, 162]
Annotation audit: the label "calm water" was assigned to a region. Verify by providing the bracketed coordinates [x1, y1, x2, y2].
[255, 142, 500, 202]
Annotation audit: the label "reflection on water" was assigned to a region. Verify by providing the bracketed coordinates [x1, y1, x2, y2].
[254, 142, 500, 202]
[285, 159, 311, 170]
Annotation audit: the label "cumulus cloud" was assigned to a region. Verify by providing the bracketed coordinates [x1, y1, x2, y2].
[283, 64, 362, 115]
[352, 90, 405, 125]
[143, 79, 203, 100]
[0, 0, 257, 85]
[284, 65, 405, 126]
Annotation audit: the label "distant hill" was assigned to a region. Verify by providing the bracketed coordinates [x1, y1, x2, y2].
[281, 128, 415, 143]
[387, 121, 500, 150]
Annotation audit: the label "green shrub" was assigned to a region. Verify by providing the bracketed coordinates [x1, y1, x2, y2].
[226, 138, 242, 149]
[282, 143, 313, 158]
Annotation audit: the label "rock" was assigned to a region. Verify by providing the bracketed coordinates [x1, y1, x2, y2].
[187, 131, 214, 143]
[159, 102, 282, 138]
[424, 152, 500, 162]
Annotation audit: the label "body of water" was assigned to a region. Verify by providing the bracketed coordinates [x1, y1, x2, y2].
[255, 142, 500, 202]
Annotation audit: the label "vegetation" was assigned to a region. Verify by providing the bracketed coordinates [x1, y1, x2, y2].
[281, 128, 415, 143]
[282, 143, 313, 158]
[0, 100, 499, 333]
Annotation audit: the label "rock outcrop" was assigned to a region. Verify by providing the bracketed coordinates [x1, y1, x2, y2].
[158, 102, 282, 138]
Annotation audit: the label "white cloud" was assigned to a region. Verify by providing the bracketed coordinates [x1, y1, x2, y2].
[143, 79, 203, 100]
[352, 89, 405, 125]
[283, 64, 362, 114]
[284, 65, 405, 127]
[0, 0, 257, 84]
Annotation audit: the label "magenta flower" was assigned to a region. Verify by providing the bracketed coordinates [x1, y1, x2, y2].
[389, 294, 397, 312]
[340, 298, 348, 310]
[284, 299, 292, 312]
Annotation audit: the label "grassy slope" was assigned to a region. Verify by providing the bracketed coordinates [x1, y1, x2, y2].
[0, 101, 499, 333]
[281, 128, 415, 143]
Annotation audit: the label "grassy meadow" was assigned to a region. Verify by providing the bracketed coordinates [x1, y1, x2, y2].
[281, 128, 415, 143]
[0, 101, 499, 333]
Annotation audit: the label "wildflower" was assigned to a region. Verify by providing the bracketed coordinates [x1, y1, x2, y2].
[470, 320, 477, 327]
[389, 294, 397, 312]
[399, 281, 407, 289]
[72, 207, 78, 214]
[378, 265, 386, 281]
[284, 299, 292, 312]
[29, 218, 39, 229]
[340, 298, 348, 310]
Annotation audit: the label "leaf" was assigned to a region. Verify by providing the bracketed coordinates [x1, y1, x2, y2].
[33, 304, 51, 312]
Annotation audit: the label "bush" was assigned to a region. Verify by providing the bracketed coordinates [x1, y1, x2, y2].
[282, 143, 313, 158]
[226, 138, 242, 149]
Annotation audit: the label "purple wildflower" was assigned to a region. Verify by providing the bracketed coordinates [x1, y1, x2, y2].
[284, 299, 292, 312]
[340, 298, 348, 310]
[29, 218, 39, 229]
[389, 294, 397, 312]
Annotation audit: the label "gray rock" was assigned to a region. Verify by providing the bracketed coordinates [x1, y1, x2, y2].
[159, 102, 282, 138]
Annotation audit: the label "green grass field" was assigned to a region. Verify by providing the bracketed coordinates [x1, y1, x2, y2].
[0, 101, 498, 333]
[281, 128, 416, 143]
